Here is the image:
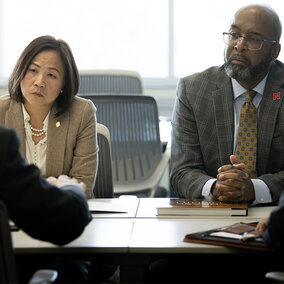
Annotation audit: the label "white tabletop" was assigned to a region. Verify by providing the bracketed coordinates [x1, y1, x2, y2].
[129, 218, 266, 254]
[12, 197, 276, 255]
[13, 218, 134, 254]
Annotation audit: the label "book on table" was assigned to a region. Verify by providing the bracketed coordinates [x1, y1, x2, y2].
[156, 198, 248, 216]
[183, 222, 271, 251]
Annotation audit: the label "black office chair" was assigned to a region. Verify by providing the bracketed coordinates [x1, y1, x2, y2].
[0, 200, 57, 284]
[93, 123, 114, 198]
[81, 94, 170, 197]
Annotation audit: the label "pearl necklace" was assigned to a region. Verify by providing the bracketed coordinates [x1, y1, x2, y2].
[28, 123, 46, 137]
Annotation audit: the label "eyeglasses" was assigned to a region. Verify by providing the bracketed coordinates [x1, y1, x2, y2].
[223, 32, 277, 51]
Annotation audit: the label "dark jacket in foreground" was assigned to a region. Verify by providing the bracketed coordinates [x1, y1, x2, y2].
[263, 191, 284, 251]
[0, 126, 92, 245]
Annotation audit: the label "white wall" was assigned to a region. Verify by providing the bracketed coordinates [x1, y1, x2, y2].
[145, 87, 176, 119]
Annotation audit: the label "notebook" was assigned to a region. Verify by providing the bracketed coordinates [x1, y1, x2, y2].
[156, 198, 248, 216]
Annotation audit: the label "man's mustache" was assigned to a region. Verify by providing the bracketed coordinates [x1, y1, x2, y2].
[227, 54, 250, 65]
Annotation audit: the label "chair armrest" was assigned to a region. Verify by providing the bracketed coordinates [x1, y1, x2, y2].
[28, 269, 58, 284]
[114, 148, 171, 196]
[265, 271, 284, 282]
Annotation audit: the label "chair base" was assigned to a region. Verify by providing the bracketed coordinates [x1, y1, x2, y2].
[266, 271, 284, 282]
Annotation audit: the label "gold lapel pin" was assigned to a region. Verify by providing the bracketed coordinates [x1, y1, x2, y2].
[56, 121, 61, 128]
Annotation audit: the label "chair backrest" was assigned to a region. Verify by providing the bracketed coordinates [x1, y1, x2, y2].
[93, 123, 114, 198]
[82, 95, 162, 189]
[0, 201, 18, 283]
[79, 70, 143, 94]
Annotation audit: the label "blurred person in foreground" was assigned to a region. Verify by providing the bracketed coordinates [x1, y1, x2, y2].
[256, 191, 284, 251]
[0, 125, 92, 282]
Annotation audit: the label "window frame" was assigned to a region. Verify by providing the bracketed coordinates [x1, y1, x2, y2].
[0, 0, 283, 89]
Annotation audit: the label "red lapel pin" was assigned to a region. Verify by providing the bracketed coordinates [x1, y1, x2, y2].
[273, 92, 281, 100]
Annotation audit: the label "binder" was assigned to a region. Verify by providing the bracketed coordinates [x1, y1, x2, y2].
[183, 222, 272, 251]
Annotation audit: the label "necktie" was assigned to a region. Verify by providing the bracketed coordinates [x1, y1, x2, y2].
[235, 90, 257, 178]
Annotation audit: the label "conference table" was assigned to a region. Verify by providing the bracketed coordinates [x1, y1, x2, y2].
[12, 196, 277, 283]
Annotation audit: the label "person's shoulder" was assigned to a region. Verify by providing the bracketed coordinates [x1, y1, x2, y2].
[73, 96, 96, 109]
[272, 59, 284, 73]
[0, 93, 10, 100]
[177, 65, 226, 94]
[181, 65, 223, 83]
[267, 60, 284, 82]
[274, 59, 284, 67]
[0, 94, 18, 115]
[0, 95, 21, 124]
[67, 96, 96, 124]
[0, 94, 12, 106]
[70, 96, 96, 113]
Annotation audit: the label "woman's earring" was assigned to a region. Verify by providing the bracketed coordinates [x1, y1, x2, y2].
[60, 90, 64, 94]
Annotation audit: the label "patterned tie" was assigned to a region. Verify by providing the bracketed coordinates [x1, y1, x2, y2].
[235, 90, 257, 178]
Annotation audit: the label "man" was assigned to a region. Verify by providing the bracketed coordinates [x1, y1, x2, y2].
[171, 4, 284, 204]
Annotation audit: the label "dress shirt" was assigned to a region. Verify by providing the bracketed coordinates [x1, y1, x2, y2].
[22, 105, 49, 176]
[202, 75, 273, 204]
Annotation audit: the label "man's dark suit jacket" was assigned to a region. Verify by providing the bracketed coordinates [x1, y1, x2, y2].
[263, 191, 284, 250]
[0, 125, 92, 245]
[171, 60, 284, 203]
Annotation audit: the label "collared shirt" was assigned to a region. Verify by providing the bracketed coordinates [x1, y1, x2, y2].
[22, 105, 49, 176]
[202, 75, 272, 204]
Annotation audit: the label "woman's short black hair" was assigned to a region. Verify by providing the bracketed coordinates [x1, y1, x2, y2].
[8, 35, 80, 117]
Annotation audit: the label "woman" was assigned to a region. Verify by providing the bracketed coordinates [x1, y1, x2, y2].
[0, 35, 98, 198]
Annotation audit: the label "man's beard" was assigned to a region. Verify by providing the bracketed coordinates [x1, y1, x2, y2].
[224, 52, 272, 81]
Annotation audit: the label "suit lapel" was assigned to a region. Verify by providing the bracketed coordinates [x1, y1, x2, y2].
[5, 101, 26, 155]
[257, 64, 284, 174]
[46, 107, 69, 177]
[212, 73, 234, 166]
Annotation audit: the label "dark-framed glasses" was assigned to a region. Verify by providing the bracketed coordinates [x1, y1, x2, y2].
[223, 32, 277, 51]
